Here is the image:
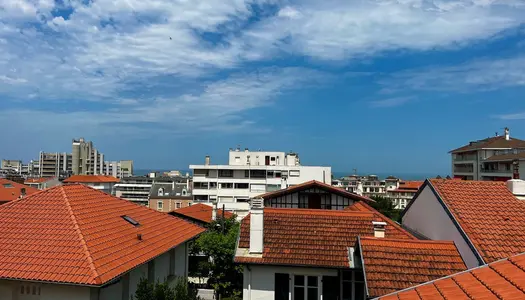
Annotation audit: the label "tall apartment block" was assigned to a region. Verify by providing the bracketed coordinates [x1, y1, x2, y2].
[190, 148, 331, 216]
[72, 138, 104, 175]
[451, 128, 525, 181]
[38, 152, 72, 178]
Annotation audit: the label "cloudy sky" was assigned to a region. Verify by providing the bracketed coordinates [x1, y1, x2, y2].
[1, 0, 525, 175]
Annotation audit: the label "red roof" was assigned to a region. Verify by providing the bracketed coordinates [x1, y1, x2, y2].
[428, 179, 525, 263]
[235, 207, 415, 268]
[24, 177, 54, 184]
[170, 203, 234, 224]
[377, 252, 525, 299]
[0, 184, 204, 285]
[390, 181, 423, 193]
[0, 179, 39, 202]
[359, 237, 467, 298]
[63, 175, 120, 183]
[257, 180, 373, 202]
[450, 135, 525, 153]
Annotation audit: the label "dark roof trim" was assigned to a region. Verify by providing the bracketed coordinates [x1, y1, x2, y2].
[356, 236, 370, 298]
[401, 180, 485, 266]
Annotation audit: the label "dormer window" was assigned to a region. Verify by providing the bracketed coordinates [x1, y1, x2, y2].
[158, 188, 164, 197]
[182, 189, 187, 196]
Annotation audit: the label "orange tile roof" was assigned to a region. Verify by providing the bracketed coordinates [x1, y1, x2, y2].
[257, 180, 373, 203]
[0, 179, 39, 202]
[235, 207, 415, 268]
[24, 177, 54, 184]
[63, 175, 120, 183]
[427, 179, 525, 263]
[377, 252, 525, 300]
[450, 135, 525, 153]
[359, 237, 467, 298]
[0, 184, 204, 285]
[170, 203, 234, 224]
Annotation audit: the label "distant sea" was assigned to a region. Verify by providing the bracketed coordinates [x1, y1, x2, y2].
[134, 169, 445, 181]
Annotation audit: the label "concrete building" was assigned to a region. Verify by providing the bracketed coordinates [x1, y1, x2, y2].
[402, 179, 525, 269]
[0, 160, 22, 173]
[63, 175, 120, 195]
[104, 160, 134, 178]
[386, 181, 423, 210]
[0, 184, 204, 300]
[38, 152, 72, 178]
[333, 175, 401, 198]
[115, 176, 155, 205]
[72, 138, 104, 175]
[24, 177, 61, 190]
[450, 128, 525, 181]
[190, 148, 332, 216]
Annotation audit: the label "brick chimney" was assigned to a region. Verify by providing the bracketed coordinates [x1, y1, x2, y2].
[507, 179, 525, 200]
[372, 221, 386, 238]
[249, 198, 264, 254]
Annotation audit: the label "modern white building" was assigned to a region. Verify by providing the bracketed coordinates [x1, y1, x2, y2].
[190, 148, 331, 216]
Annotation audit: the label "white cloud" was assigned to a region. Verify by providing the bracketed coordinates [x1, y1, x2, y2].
[495, 112, 525, 120]
[370, 96, 415, 108]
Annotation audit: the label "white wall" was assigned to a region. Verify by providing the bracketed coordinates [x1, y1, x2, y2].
[243, 265, 337, 300]
[99, 280, 122, 300]
[1, 280, 92, 300]
[129, 263, 148, 298]
[402, 185, 481, 268]
[175, 242, 188, 278]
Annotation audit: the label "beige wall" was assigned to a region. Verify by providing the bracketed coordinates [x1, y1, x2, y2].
[149, 198, 192, 212]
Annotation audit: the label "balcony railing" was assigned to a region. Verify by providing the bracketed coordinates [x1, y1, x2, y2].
[481, 169, 511, 173]
[454, 156, 476, 161]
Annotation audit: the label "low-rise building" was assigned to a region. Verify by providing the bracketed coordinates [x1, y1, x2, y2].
[190, 148, 332, 217]
[386, 181, 423, 209]
[402, 178, 525, 268]
[63, 175, 120, 195]
[114, 176, 154, 204]
[234, 200, 465, 300]
[104, 160, 134, 178]
[0, 184, 204, 300]
[148, 181, 192, 212]
[170, 203, 234, 226]
[0, 179, 39, 204]
[24, 177, 61, 190]
[334, 175, 401, 198]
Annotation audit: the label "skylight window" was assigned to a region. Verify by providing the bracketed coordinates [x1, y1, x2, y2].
[121, 215, 140, 226]
[2, 184, 13, 188]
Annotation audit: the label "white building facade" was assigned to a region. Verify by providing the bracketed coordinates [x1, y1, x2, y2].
[190, 149, 331, 216]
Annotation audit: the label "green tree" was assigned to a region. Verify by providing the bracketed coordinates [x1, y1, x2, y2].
[369, 195, 401, 222]
[133, 277, 200, 300]
[192, 216, 242, 299]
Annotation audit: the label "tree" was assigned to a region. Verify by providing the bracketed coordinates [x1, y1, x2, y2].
[133, 277, 200, 300]
[369, 195, 401, 222]
[192, 216, 242, 299]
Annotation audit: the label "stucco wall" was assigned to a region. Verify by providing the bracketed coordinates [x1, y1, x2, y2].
[175, 242, 188, 278]
[99, 280, 122, 300]
[402, 185, 481, 268]
[243, 265, 337, 300]
[5, 280, 92, 300]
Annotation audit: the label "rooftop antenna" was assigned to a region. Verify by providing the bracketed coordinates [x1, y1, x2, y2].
[353, 168, 358, 175]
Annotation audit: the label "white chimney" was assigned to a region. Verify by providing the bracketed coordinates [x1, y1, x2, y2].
[249, 198, 264, 254]
[205, 156, 210, 166]
[372, 221, 386, 238]
[505, 127, 510, 141]
[212, 201, 218, 221]
[356, 182, 364, 196]
[507, 179, 525, 200]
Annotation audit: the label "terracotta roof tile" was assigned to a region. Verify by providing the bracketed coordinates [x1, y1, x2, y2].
[257, 180, 373, 203]
[359, 237, 467, 297]
[429, 179, 525, 263]
[0, 179, 39, 202]
[376, 252, 525, 299]
[450, 135, 525, 153]
[235, 207, 414, 268]
[63, 175, 120, 183]
[170, 203, 234, 224]
[0, 184, 204, 285]
[24, 177, 54, 184]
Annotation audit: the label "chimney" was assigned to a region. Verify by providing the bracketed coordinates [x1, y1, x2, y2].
[281, 177, 287, 190]
[20, 188, 26, 198]
[205, 156, 210, 166]
[507, 179, 525, 200]
[505, 127, 510, 141]
[212, 200, 218, 221]
[249, 198, 264, 254]
[372, 221, 386, 238]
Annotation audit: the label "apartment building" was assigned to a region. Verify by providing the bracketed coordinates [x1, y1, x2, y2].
[72, 138, 104, 175]
[450, 128, 525, 181]
[0, 160, 22, 173]
[104, 160, 134, 178]
[190, 148, 331, 216]
[38, 151, 72, 178]
[334, 175, 400, 198]
[386, 181, 423, 209]
[114, 176, 154, 205]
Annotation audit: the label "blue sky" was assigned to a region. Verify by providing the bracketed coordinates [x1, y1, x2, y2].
[1, 0, 525, 176]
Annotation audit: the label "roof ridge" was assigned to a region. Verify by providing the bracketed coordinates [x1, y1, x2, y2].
[354, 201, 417, 240]
[60, 186, 101, 285]
[359, 236, 455, 244]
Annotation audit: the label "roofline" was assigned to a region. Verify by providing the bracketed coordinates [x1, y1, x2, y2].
[358, 236, 456, 245]
[353, 201, 416, 240]
[401, 180, 485, 265]
[169, 211, 211, 226]
[357, 236, 370, 298]
[371, 252, 525, 300]
[234, 257, 351, 270]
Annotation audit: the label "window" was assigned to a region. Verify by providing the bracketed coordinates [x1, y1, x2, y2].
[245, 170, 250, 178]
[194, 169, 209, 176]
[176, 202, 181, 208]
[275, 273, 290, 300]
[2, 183, 13, 188]
[235, 183, 249, 189]
[294, 275, 318, 300]
[157, 201, 163, 210]
[250, 184, 266, 192]
[342, 270, 365, 300]
[218, 170, 234, 178]
[194, 182, 209, 189]
[250, 170, 266, 178]
[209, 182, 217, 189]
[289, 170, 300, 177]
[121, 215, 140, 226]
[235, 157, 240, 163]
[271, 157, 276, 161]
[158, 188, 164, 196]
[220, 183, 233, 189]
[182, 189, 187, 196]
